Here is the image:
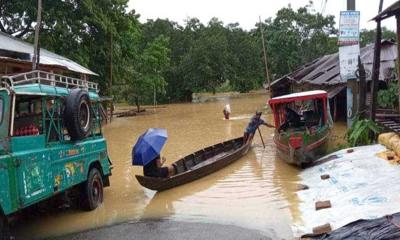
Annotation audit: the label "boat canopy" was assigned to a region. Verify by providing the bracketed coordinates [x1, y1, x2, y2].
[268, 90, 329, 129]
[268, 90, 327, 105]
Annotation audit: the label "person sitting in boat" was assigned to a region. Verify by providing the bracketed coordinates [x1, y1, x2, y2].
[243, 110, 274, 144]
[144, 155, 176, 178]
[278, 106, 302, 132]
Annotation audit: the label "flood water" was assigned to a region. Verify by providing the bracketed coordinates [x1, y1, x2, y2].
[13, 93, 346, 239]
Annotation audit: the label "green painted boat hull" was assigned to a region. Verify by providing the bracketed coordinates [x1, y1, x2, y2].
[274, 126, 330, 167]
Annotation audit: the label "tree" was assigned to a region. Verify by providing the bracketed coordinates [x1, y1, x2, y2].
[0, 0, 36, 37]
[1, 0, 137, 94]
[180, 18, 232, 94]
[255, 4, 337, 77]
[360, 27, 396, 47]
[1, 2, 343, 104]
[127, 35, 170, 110]
[227, 25, 263, 92]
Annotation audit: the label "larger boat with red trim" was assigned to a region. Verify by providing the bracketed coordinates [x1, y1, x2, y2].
[268, 90, 331, 167]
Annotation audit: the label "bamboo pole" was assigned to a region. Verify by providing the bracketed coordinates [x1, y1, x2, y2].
[32, 0, 42, 70]
[259, 16, 271, 92]
[257, 127, 265, 148]
[109, 33, 113, 96]
[370, 0, 384, 121]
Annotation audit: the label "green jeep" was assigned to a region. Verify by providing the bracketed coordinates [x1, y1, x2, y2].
[0, 71, 112, 237]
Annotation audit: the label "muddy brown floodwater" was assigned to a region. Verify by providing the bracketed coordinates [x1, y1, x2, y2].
[13, 93, 347, 239]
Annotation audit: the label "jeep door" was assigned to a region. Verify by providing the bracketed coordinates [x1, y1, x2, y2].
[0, 90, 15, 215]
[12, 95, 52, 207]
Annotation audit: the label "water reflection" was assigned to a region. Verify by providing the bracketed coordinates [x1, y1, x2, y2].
[141, 154, 248, 220]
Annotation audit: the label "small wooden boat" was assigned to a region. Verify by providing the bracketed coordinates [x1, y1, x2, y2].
[268, 90, 331, 167]
[135, 137, 251, 191]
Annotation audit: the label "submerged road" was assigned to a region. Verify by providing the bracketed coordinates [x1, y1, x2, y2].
[53, 220, 273, 240]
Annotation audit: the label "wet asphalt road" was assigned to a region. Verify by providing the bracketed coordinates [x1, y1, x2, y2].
[52, 220, 276, 240]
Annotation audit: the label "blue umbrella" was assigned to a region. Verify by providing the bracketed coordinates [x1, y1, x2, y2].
[132, 128, 168, 166]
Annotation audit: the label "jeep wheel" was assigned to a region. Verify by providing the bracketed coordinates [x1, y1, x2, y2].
[64, 89, 92, 141]
[0, 213, 10, 240]
[81, 168, 103, 211]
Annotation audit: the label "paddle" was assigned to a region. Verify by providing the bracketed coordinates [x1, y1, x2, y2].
[257, 127, 266, 148]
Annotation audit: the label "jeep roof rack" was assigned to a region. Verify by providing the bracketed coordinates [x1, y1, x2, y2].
[1, 70, 99, 92]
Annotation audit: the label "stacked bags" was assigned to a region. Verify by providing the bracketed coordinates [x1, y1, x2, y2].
[378, 132, 400, 156]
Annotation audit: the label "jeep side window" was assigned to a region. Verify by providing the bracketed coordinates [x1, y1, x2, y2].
[13, 96, 42, 137]
[43, 97, 66, 143]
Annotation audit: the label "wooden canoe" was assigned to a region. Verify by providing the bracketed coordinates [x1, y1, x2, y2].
[135, 137, 251, 191]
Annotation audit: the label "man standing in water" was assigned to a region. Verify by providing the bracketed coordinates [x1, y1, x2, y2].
[223, 103, 231, 120]
[243, 110, 274, 144]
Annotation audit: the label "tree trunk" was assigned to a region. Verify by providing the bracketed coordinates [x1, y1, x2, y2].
[32, 0, 42, 70]
[370, 0, 384, 121]
[135, 96, 140, 112]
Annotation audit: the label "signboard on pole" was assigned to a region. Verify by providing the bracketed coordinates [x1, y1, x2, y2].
[338, 10, 360, 127]
[339, 10, 360, 80]
[338, 11, 360, 46]
[339, 44, 360, 80]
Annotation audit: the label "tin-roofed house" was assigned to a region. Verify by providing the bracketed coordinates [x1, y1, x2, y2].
[0, 32, 114, 123]
[270, 40, 397, 121]
[0, 31, 97, 79]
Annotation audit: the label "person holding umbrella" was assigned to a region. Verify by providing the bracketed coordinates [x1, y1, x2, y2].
[132, 128, 175, 178]
[143, 155, 175, 178]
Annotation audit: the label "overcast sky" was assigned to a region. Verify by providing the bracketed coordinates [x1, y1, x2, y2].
[128, 0, 398, 31]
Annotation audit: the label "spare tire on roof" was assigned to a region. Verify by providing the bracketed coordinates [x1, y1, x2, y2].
[64, 89, 92, 141]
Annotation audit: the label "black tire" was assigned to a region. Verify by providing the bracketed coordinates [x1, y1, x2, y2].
[64, 89, 92, 141]
[80, 168, 104, 211]
[0, 213, 10, 240]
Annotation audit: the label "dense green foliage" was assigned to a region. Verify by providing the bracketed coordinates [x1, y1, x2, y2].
[378, 83, 399, 109]
[360, 27, 396, 47]
[347, 117, 381, 147]
[1, 1, 340, 105]
[253, 4, 337, 76]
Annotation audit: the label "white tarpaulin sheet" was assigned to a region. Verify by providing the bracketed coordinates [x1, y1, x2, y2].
[292, 144, 400, 236]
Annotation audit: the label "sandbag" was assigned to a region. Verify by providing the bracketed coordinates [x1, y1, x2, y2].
[378, 132, 396, 147]
[392, 141, 400, 157]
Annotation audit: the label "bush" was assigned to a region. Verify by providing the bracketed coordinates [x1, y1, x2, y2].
[378, 83, 398, 109]
[346, 117, 381, 147]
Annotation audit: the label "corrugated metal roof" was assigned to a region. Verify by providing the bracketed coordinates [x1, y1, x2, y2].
[272, 40, 397, 88]
[0, 32, 97, 76]
[371, 0, 400, 21]
[328, 85, 346, 99]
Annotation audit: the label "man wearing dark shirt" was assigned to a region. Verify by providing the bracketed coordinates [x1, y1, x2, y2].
[243, 110, 274, 144]
[144, 156, 175, 178]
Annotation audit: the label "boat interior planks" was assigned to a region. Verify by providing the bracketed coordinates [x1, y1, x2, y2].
[135, 137, 251, 191]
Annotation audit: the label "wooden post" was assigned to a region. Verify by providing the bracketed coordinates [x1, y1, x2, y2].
[259, 16, 271, 91]
[358, 56, 367, 118]
[347, 0, 356, 11]
[345, 0, 357, 127]
[396, 15, 400, 115]
[110, 101, 114, 123]
[370, 0, 384, 121]
[32, 0, 42, 70]
[109, 33, 113, 96]
[334, 97, 337, 121]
